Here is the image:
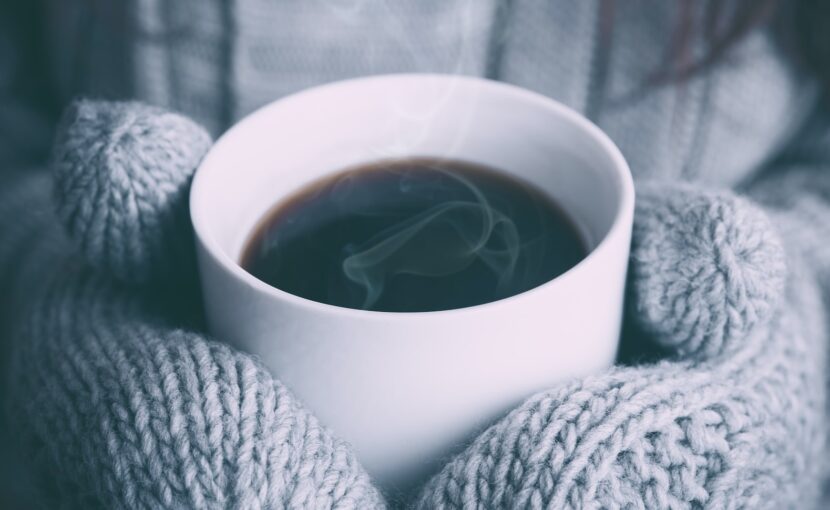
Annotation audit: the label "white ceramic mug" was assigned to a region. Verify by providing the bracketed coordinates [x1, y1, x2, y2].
[190, 74, 634, 492]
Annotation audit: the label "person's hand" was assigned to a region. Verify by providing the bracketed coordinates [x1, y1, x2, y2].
[6, 99, 825, 509]
[415, 183, 827, 508]
[6, 100, 385, 509]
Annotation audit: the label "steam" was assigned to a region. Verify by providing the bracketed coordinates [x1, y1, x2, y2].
[341, 169, 520, 309]
[306, 0, 521, 309]
[313, 0, 488, 159]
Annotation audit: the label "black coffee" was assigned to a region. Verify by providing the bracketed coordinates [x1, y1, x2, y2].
[241, 158, 586, 312]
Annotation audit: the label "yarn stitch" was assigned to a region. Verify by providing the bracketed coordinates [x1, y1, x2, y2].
[2, 100, 825, 508]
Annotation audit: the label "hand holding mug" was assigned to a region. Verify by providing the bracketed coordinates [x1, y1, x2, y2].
[16, 78, 796, 507]
[190, 75, 634, 490]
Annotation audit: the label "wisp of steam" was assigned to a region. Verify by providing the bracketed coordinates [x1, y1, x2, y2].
[341, 168, 520, 309]
[241, 158, 585, 312]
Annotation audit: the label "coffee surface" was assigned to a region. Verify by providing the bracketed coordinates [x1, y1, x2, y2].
[241, 158, 586, 312]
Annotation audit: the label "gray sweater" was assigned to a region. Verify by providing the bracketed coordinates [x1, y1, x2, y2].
[1, 1, 829, 508]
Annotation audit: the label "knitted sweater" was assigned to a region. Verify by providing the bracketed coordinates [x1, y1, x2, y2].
[1, 1, 829, 508]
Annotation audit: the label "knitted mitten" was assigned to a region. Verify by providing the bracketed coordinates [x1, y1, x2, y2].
[3, 100, 385, 509]
[3, 100, 826, 508]
[415, 185, 827, 508]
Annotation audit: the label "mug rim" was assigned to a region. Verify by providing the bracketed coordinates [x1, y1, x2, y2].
[190, 73, 634, 319]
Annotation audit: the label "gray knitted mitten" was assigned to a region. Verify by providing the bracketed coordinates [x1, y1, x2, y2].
[4, 100, 826, 509]
[416, 186, 827, 508]
[6, 100, 385, 509]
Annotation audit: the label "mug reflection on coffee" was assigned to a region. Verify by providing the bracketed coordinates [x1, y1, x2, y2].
[241, 158, 586, 312]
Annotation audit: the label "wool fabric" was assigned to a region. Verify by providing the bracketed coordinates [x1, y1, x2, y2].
[630, 183, 787, 360]
[2, 101, 826, 508]
[52, 99, 212, 285]
[2, 1, 830, 508]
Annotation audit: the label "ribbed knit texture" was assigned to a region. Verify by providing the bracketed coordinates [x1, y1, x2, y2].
[2, 1, 830, 508]
[37, 1, 811, 186]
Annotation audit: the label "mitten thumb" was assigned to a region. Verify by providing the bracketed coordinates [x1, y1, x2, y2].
[629, 182, 786, 360]
[52, 99, 212, 286]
